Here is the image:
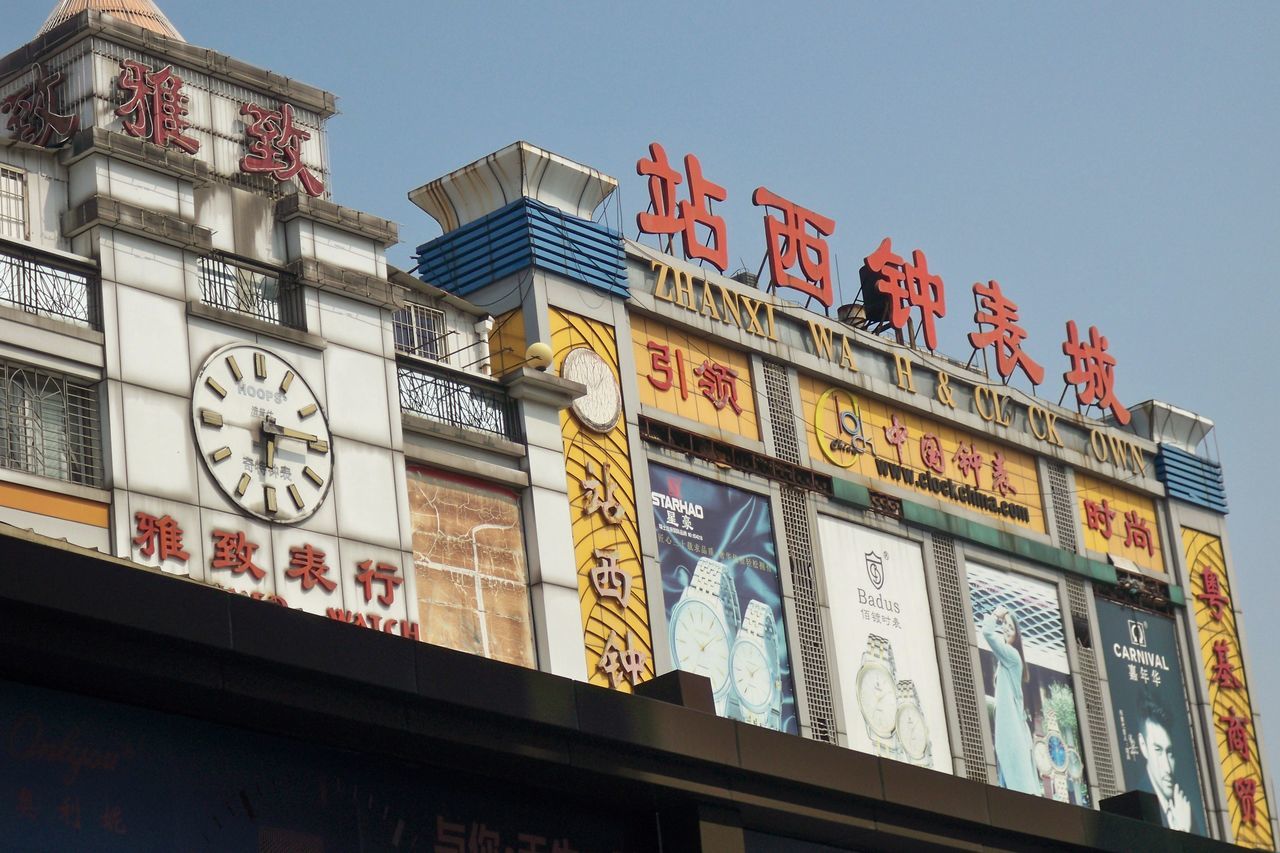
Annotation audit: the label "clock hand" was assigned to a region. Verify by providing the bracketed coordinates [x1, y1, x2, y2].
[259, 420, 276, 468]
[275, 425, 320, 443]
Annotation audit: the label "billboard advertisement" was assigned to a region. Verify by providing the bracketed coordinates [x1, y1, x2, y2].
[967, 562, 1089, 805]
[798, 376, 1046, 533]
[1096, 599, 1207, 835]
[651, 463, 797, 733]
[816, 516, 952, 772]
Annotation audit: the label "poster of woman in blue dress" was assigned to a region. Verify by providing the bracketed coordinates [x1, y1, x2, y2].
[968, 562, 1089, 805]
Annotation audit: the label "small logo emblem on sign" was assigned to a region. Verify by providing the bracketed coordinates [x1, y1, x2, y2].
[1128, 619, 1147, 647]
[814, 387, 876, 468]
[865, 551, 885, 590]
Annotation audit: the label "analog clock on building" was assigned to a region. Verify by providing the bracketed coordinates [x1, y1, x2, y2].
[191, 344, 333, 524]
[561, 347, 621, 433]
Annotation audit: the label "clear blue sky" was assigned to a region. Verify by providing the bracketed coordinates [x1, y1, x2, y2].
[13, 0, 1280, 793]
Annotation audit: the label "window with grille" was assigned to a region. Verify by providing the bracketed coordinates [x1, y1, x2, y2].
[0, 166, 27, 242]
[197, 254, 304, 330]
[393, 302, 449, 362]
[0, 360, 102, 487]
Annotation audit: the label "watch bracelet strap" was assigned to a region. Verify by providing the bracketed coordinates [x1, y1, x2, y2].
[690, 559, 739, 630]
[865, 633, 895, 672]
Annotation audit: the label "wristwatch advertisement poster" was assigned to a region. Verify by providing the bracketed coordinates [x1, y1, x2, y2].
[967, 562, 1090, 805]
[817, 517, 953, 773]
[652, 464, 797, 734]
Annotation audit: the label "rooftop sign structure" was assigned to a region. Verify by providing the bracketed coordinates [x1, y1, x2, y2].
[632, 141, 1133, 426]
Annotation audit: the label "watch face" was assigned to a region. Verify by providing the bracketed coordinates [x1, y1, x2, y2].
[1067, 748, 1083, 779]
[731, 639, 773, 712]
[561, 348, 621, 433]
[896, 705, 929, 760]
[670, 598, 730, 693]
[1048, 734, 1068, 770]
[856, 665, 897, 738]
[192, 344, 333, 524]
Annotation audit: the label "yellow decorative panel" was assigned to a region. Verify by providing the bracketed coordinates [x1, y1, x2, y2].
[551, 307, 654, 691]
[798, 375, 1045, 532]
[1075, 472, 1164, 574]
[488, 309, 527, 377]
[1186, 528, 1274, 849]
[630, 315, 759, 440]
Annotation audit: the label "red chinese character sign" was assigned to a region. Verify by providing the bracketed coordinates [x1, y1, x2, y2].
[753, 187, 836, 309]
[1, 64, 79, 148]
[636, 142, 727, 271]
[240, 102, 324, 197]
[1062, 320, 1130, 425]
[862, 237, 946, 351]
[968, 279, 1044, 386]
[115, 60, 199, 154]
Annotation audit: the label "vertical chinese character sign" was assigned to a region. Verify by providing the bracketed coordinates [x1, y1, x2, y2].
[1185, 528, 1274, 848]
[551, 307, 654, 690]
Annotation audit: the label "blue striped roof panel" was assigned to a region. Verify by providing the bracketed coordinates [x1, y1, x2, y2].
[1155, 444, 1228, 514]
[414, 198, 626, 299]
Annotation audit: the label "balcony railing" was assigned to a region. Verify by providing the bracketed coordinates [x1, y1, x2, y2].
[198, 254, 304, 330]
[0, 243, 100, 329]
[398, 359, 521, 443]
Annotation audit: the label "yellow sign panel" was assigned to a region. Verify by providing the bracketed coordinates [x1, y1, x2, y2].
[799, 376, 1045, 532]
[1075, 472, 1164, 574]
[631, 315, 760, 440]
[551, 307, 654, 691]
[1186, 528, 1274, 849]
[487, 309, 526, 378]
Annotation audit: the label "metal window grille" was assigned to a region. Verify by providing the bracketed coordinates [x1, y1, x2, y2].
[198, 255, 304, 330]
[780, 486, 838, 743]
[762, 359, 838, 742]
[762, 360, 800, 465]
[1047, 462, 1079, 552]
[0, 359, 101, 487]
[1066, 577, 1118, 800]
[931, 533, 989, 782]
[397, 360, 521, 443]
[393, 302, 450, 362]
[0, 167, 27, 241]
[0, 243, 99, 328]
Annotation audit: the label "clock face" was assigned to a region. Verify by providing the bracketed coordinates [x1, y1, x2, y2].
[731, 639, 773, 712]
[191, 344, 333, 524]
[561, 347, 621, 433]
[896, 705, 929, 760]
[670, 598, 730, 693]
[856, 665, 897, 738]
